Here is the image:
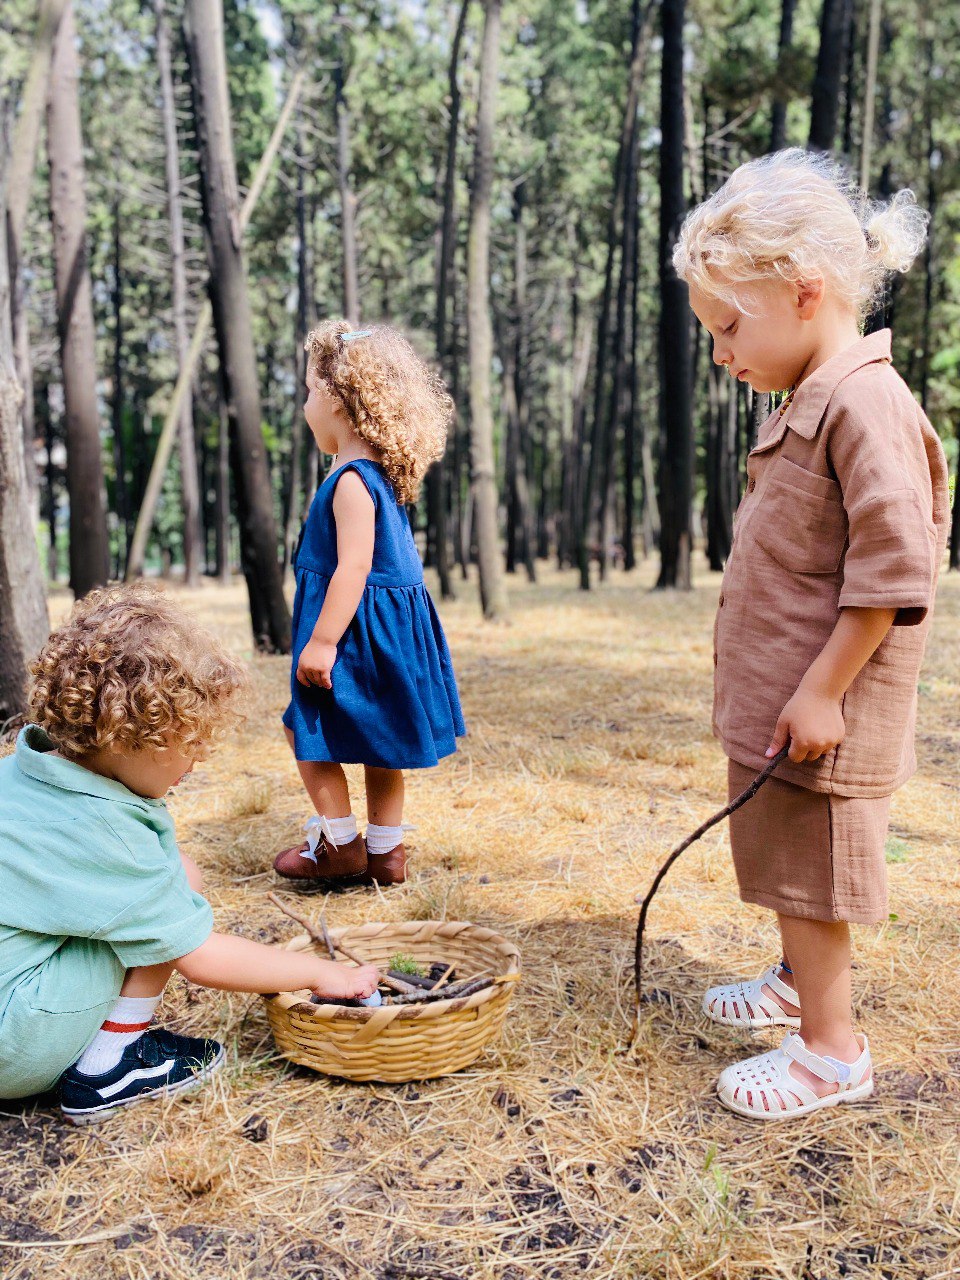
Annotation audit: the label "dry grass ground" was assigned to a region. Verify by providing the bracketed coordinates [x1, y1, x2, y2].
[2, 559, 958, 1280]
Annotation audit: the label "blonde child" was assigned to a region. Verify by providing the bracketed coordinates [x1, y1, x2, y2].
[0, 586, 378, 1121]
[672, 149, 949, 1119]
[274, 321, 465, 886]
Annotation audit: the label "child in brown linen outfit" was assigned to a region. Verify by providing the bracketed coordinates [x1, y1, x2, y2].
[672, 150, 950, 1120]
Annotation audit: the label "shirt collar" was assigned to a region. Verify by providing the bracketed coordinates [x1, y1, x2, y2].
[783, 328, 892, 440]
[14, 724, 167, 809]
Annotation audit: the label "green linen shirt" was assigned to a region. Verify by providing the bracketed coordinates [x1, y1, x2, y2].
[0, 725, 213, 1096]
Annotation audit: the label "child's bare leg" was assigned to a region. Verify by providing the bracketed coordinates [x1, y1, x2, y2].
[777, 913, 863, 1096]
[119, 962, 174, 998]
[298, 760, 352, 818]
[364, 766, 404, 826]
[284, 726, 352, 818]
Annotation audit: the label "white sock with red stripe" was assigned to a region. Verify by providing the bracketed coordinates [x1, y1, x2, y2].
[73, 995, 161, 1076]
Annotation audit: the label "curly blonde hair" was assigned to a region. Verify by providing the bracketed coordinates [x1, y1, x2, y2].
[673, 149, 929, 320]
[29, 584, 247, 760]
[306, 319, 453, 504]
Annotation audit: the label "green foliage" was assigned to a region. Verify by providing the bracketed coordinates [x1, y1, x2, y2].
[387, 953, 425, 976]
[8, 0, 958, 581]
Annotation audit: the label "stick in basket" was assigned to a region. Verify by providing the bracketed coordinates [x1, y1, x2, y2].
[622, 745, 789, 1050]
[387, 973, 520, 1005]
[266, 892, 419, 995]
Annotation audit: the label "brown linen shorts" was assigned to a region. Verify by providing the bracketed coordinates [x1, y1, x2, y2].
[727, 759, 892, 924]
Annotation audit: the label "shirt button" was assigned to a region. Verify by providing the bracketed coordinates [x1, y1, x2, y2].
[719, 593, 725, 607]
[713, 653, 718, 666]
[747, 478, 756, 493]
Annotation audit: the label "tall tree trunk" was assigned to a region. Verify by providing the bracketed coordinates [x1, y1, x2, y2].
[578, 0, 655, 590]
[504, 181, 536, 582]
[705, 364, 736, 570]
[47, 2, 109, 598]
[809, 0, 851, 152]
[427, 0, 468, 602]
[918, 36, 936, 415]
[841, 0, 858, 158]
[183, 0, 290, 651]
[656, 0, 693, 590]
[110, 200, 128, 577]
[215, 370, 231, 585]
[858, 0, 881, 190]
[466, 0, 507, 620]
[0, 107, 49, 726]
[156, 0, 202, 586]
[283, 102, 312, 576]
[769, 0, 797, 152]
[8, 0, 69, 497]
[334, 12, 360, 325]
[598, 44, 643, 582]
[623, 166, 642, 570]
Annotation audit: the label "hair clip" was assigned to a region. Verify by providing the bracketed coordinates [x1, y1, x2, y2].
[340, 329, 372, 343]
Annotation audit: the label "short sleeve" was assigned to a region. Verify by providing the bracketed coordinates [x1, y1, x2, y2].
[828, 393, 938, 626]
[96, 868, 213, 968]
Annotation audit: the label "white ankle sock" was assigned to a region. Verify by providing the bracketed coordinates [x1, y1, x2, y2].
[365, 823, 404, 856]
[326, 814, 358, 846]
[74, 995, 161, 1076]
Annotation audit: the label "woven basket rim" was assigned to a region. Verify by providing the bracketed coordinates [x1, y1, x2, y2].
[264, 919, 521, 1022]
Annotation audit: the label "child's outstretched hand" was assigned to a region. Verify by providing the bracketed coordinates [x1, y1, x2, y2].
[297, 638, 337, 689]
[313, 960, 381, 1001]
[766, 688, 845, 763]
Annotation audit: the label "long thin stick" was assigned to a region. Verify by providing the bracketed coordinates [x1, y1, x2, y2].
[388, 973, 519, 1005]
[624, 745, 790, 1049]
[266, 893, 418, 994]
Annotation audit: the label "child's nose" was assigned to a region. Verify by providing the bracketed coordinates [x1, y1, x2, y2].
[712, 340, 730, 368]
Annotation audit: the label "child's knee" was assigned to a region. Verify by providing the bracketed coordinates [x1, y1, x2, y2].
[181, 853, 204, 894]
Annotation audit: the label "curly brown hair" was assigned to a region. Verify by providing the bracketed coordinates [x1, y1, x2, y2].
[306, 319, 453, 504]
[29, 584, 247, 760]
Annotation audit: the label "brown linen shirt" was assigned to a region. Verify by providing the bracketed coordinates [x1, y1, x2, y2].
[713, 329, 950, 797]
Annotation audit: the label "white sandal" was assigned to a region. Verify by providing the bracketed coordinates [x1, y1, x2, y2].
[717, 1031, 873, 1120]
[702, 964, 801, 1029]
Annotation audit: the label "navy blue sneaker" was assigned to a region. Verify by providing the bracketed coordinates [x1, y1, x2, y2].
[59, 1027, 224, 1124]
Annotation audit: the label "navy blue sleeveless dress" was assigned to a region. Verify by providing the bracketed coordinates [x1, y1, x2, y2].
[282, 459, 465, 769]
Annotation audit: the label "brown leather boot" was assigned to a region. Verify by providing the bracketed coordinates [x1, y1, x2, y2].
[274, 831, 367, 883]
[363, 842, 407, 886]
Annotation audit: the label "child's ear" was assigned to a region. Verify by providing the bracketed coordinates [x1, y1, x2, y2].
[795, 277, 825, 320]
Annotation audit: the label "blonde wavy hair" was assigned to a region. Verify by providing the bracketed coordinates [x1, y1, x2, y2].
[673, 149, 929, 320]
[29, 583, 246, 760]
[306, 319, 453, 504]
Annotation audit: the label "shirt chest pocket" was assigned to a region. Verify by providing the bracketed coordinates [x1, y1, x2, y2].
[752, 456, 847, 575]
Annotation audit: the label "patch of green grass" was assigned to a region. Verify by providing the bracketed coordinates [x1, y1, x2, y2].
[885, 836, 911, 864]
[387, 952, 425, 976]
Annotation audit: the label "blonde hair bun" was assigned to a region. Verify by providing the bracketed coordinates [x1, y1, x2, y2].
[864, 188, 929, 273]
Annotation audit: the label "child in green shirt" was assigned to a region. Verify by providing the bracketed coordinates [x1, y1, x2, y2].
[0, 585, 379, 1122]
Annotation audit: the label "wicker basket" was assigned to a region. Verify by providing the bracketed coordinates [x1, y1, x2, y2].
[263, 920, 521, 1083]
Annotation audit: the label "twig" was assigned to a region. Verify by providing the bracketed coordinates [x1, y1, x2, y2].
[318, 913, 337, 961]
[267, 892, 326, 947]
[266, 893, 418, 994]
[429, 962, 456, 991]
[623, 745, 790, 1050]
[389, 973, 519, 1005]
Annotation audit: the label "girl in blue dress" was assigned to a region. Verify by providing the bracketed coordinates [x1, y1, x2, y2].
[275, 320, 465, 887]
